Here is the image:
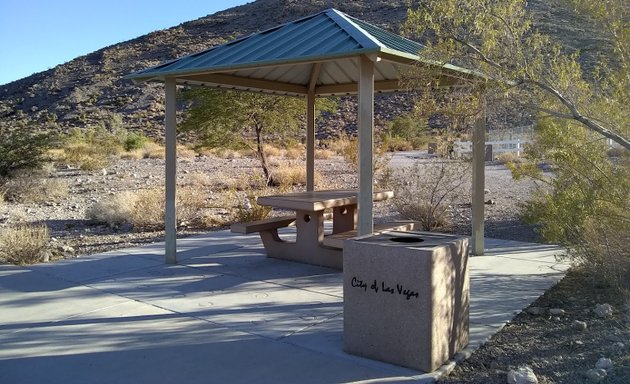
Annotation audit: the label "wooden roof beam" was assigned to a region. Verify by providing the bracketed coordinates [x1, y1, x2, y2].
[308, 63, 322, 94]
[315, 79, 401, 96]
[179, 73, 309, 95]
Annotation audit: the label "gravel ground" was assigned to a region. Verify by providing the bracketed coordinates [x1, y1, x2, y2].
[1, 151, 628, 383]
[439, 271, 630, 384]
[1, 151, 538, 256]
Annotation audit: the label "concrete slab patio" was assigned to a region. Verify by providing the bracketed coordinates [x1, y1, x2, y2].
[0, 228, 569, 384]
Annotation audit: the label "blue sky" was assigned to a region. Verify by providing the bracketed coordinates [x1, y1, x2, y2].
[0, 0, 251, 85]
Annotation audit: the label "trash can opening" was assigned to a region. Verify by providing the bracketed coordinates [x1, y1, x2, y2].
[389, 236, 424, 243]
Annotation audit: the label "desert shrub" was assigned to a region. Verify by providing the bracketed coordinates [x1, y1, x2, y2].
[123, 132, 148, 151]
[388, 114, 428, 139]
[117, 135, 169, 159]
[331, 135, 358, 164]
[495, 151, 524, 165]
[230, 192, 272, 223]
[70, 127, 123, 154]
[61, 142, 111, 170]
[129, 189, 165, 229]
[263, 144, 283, 158]
[59, 128, 159, 168]
[577, 217, 629, 291]
[267, 157, 281, 168]
[87, 187, 208, 230]
[271, 165, 321, 187]
[174, 187, 208, 228]
[332, 135, 390, 174]
[214, 148, 242, 159]
[0, 223, 49, 265]
[385, 160, 471, 231]
[381, 134, 414, 152]
[195, 147, 215, 158]
[40, 162, 56, 175]
[119, 150, 145, 160]
[236, 172, 269, 191]
[314, 149, 335, 159]
[46, 148, 66, 162]
[285, 147, 303, 160]
[199, 146, 251, 159]
[141, 142, 165, 159]
[58, 127, 123, 170]
[511, 119, 630, 291]
[239, 148, 257, 158]
[183, 172, 214, 187]
[409, 136, 431, 150]
[177, 145, 198, 159]
[382, 114, 431, 150]
[86, 190, 138, 226]
[1, 172, 69, 203]
[0, 126, 55, 177]
[203, 170, 236, 191]
[398, 202, 450, 229]
[96, 111, 124, 133]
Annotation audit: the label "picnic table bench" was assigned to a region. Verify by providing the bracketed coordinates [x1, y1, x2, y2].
[230, 215, 297, 235]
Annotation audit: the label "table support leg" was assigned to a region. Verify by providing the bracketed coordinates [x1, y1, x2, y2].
[295, 210, 325, 246]
[332, 205, 357, 234]
[257, 210, 343, 269]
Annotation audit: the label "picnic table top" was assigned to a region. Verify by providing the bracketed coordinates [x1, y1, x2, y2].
[257, 189, 393, 212]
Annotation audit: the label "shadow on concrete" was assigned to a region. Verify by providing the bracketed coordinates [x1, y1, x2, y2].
[0, 316, 401, 384]
[469, 272, 564, 327]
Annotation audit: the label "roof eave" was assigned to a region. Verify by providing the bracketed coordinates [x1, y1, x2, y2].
[125, 47, 385, 83]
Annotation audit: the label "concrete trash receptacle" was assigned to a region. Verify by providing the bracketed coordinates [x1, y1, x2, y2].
[343, 231, 469, 372]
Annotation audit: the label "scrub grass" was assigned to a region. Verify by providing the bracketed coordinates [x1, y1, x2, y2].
[383, 160, 471, 231]
[271, 165, 322, 187]
[2, 171, 69, 204]
[495, 151, 524, 164]
[86, 186, 208, 230]
[230, 193, 272, 223]
[0, 223, 50, 265]
[315, 149, 335, 159]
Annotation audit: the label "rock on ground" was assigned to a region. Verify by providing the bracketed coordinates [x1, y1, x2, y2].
[549, 308, 565, 315]
[594, 303, 614, 318]
[595, 357, 613, 370]
[526, 306, 545, 315]
[507, 366, 538, 384]
[585, 368, 607, 383]
[572, 320, 588, 331]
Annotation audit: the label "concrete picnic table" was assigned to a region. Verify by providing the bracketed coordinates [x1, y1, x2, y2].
[232, 190, 393, 269]
[259, 189, 393, 232]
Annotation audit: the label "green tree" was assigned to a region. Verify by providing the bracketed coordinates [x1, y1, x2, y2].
[509, 119, 629, 289]
[388, 114, 430, 143]
[404, 0, 630, 289]
[0, 124, 55, 177]
[180, 88, 335, 185]
[404, 0, 629, 149]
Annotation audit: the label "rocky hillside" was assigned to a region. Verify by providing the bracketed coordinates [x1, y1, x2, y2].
[0, 0, 608, 140]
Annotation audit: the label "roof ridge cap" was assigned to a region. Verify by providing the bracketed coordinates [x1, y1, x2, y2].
[325, 9, 383, 50]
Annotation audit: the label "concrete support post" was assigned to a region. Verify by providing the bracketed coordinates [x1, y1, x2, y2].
[357, 55, 374, 236]
[164, 78, 177, 264]
[306, 91, 315, 192]
[471, 105, 486, 256]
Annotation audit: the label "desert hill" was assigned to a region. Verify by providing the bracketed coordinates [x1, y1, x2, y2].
[0, 0, 606, 140]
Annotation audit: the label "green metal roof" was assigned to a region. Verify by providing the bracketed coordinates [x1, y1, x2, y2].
[126, 8, 472, 96]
